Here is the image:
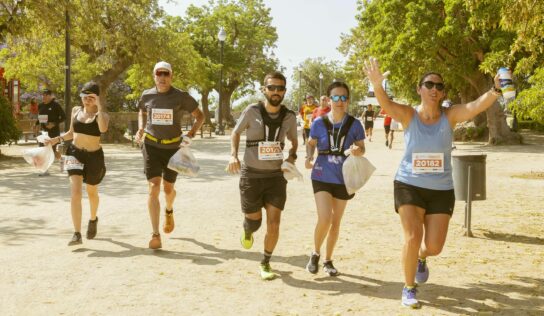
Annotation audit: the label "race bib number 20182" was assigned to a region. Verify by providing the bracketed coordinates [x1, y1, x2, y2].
[412, 153, 444, 174]
[151, 109, 174, 125]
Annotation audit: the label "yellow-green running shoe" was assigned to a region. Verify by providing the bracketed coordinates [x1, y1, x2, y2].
[240, 231, 254, 249]
[259, 262, 276, 280]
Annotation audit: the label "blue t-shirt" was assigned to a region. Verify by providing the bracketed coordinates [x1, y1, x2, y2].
[310, 115, 365, 184]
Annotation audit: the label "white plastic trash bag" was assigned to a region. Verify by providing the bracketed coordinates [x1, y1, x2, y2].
[23, 133, 54, 173]
[167, 145, 199, 177]
[342, 151, 376, 195]
[281, 161, 303, 181]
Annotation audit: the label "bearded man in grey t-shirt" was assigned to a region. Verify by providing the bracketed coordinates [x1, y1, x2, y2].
[227, 71, 298, 280]
[135, 61, 204, 250]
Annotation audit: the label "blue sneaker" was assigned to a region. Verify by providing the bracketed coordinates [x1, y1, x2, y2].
[401, 286, 421, 309]
[415, 258, 429, 284]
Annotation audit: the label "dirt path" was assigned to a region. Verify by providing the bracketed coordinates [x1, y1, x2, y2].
[1, 120, 543, 315]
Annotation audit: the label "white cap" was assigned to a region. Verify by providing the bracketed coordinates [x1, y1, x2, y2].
[153, 61, 172, 74]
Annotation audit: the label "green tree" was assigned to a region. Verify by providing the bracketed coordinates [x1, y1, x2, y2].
[180, 0, 279, 127]
[287, 58, 345, 111]
[342, 0, 521, 144]
[1, 1, 200, 112]
[0, 95, 20, 147]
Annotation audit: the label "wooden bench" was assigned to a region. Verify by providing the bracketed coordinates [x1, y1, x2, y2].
[199, 124, 213, 138]
[16, 119, 37, 143]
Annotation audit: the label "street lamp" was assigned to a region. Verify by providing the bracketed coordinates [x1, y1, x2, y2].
[216, 27, 227, 135]
[298, 69, 302, 111]
[319, 72, 323, 97]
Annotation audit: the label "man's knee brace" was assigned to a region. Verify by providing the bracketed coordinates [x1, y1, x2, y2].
[243, 217, 262, 233]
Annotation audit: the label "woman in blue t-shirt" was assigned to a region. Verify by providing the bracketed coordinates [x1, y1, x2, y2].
[364, 58, 503, 308]
[304, 81, 366, 277]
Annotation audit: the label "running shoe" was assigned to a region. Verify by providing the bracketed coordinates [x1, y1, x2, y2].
[415, 258, 429, 284]
[385, 140, 389, 147]
[323, 260, 339, 276]
[163, 209, 174, 234]
[259, 262, 276, 280]
[68, 232, 82, 246]
[306, 252, 320, 274]
[240, 231, 254, 249]
[148, 233, 162, 249]
[401, 286, 421, 309]
[86, 217, 98, 239]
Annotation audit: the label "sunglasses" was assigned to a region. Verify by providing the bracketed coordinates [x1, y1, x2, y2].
[266, 85, 286, 92]
[422, 81, 445, 91]
[330, 95, 348, 102]
[155, 71, 171, 77]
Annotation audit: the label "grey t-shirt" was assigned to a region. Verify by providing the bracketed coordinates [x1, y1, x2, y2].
[234, 103, 297, 178]
[138, 86, 198, 149]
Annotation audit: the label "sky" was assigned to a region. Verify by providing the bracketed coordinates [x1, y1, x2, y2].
[159, 0, 359, 89]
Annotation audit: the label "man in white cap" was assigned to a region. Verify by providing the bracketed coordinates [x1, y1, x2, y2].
[135, 61, 204, 249]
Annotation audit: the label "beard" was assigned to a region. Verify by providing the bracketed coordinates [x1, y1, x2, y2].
[265, 94, 283, 107]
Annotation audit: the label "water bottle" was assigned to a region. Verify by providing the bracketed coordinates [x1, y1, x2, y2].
[498, 67, 516, 100]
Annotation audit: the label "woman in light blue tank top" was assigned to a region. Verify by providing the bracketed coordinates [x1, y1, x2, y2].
[364, 58, 503, 308]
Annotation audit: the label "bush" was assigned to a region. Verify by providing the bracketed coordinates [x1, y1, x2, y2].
[0, 95, 21, 146]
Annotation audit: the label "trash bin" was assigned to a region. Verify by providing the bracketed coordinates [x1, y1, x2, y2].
[452, 153, 486, 237]
[452, 154, 486, 201]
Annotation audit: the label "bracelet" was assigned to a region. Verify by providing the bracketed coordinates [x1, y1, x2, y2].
[490, 86, 502, 96]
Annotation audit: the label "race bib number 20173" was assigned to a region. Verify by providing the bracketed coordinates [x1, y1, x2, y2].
[258, 141, 284, 161]
[412, 153, 444, 174]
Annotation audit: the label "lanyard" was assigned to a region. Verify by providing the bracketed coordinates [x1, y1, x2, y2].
[328, 113, 346, 151]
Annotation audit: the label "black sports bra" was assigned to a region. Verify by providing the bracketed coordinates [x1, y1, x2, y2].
[73, 109, 101, 137]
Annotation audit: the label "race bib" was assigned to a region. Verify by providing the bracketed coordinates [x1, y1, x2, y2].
[64, 155, 84, 171]
[412, 153, 444, 174]
[38, 115, 48, 123]
[258, 141, 284, 161]
[366, 116, 373, 122]
[305, 113, 313, 121]
[151, 108, 173, 125]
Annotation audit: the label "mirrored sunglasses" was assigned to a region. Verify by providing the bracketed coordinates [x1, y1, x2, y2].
[330, 95, 348, 102]
[422, 81, 445, 91]
[266, 85, 286, 92]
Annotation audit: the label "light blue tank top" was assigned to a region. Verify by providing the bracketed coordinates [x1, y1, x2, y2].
[395, 110, 453, 190]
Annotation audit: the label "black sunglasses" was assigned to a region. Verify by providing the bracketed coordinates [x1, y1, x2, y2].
[422, 81, 445, 91]
[330, 95, 348, 102]
[155, 71, 171, 77]
[266, 85, 286, 92]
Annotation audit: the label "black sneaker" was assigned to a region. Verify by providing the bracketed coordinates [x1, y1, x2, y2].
[68, 232, 82, 246]
[306, 252, 320, 274]
[87, 217, 98, 239]
[323, 260, 339, 276]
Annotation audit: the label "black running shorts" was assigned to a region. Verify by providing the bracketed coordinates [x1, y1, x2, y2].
[394, 180, 455, 215]
[312, 180, 354, 200]
[239, 176, 287, 213]
[142, 143, 179, 183]
[65, 145, 106, 185]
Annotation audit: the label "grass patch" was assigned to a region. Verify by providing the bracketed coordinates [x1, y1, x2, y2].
[511, 171, 544, 180]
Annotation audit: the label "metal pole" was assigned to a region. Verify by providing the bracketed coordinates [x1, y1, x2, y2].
[319, 77, 323, 97]
[465, 165, 473, 237]
[217, 40, 224, 135]
[64, 7, 71, 132]
[298, 70, 302, 112]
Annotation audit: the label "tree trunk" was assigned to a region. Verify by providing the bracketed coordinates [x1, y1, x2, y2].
[221, 80, 239, 127]
[200, 89, 212, 125]
[486, 101, 522, 144]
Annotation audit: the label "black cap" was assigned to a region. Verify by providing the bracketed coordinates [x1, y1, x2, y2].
[80, 81, 100, 97]
[42, 88, 53, 95]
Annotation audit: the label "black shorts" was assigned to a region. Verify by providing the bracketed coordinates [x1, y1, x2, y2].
[384, 125, 391, 134]
[142, 143, 179, 183]
[312, 180, 354, 200]
[394, 180, 455, 215]
[65, 145, 106, 185]
[239, 176, 287, 213]
[364, 121, 374, 129]
[303, 128, 311, 139]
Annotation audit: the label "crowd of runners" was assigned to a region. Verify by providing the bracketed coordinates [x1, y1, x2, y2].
[33, 58, 505, 309]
